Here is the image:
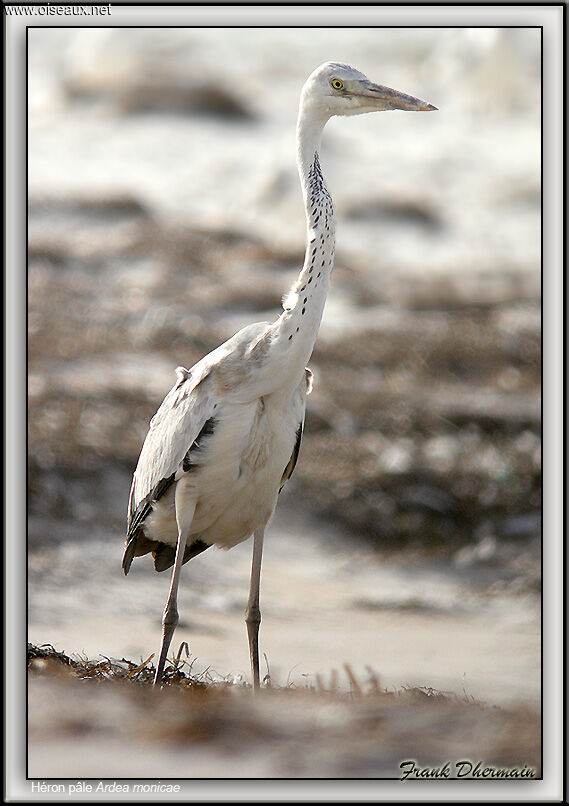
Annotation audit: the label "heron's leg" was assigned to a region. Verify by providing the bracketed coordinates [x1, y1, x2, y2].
[245, 527, 265, 691]
[154, 492, 195, 687]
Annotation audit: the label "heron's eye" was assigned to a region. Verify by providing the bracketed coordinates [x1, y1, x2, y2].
[331, 79, 344, 91]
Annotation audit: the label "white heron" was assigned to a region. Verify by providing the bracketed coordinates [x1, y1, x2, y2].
[123, 62, 436, 688]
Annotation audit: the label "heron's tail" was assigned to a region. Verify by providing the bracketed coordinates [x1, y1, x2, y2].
[122, 534, 211, 575]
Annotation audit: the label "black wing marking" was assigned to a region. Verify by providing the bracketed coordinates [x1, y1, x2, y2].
[128, 473, 176, 537]
[123, 473, 176, 574]
[123, 417, 218, 575]
[279, 422, 303, 493]
[182, 416, 217, 472]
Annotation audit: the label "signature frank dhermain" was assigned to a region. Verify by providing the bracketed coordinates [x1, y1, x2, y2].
[399, 760, 537, 780]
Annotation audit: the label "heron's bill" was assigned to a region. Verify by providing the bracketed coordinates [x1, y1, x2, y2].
[361, 81, 437, 112]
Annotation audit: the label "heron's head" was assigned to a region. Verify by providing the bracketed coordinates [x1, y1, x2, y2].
[301, 62, 437, 120]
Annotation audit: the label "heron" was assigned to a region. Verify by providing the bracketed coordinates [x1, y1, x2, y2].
[123, 62, 436, 688]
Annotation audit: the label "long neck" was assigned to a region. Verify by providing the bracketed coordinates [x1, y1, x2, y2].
[276, 105, 335, 376]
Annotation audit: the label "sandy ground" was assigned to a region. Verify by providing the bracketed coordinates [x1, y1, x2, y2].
[28, 656, 541, 780]
[28, 503, 540, 779]
[29, 507, 540, 706]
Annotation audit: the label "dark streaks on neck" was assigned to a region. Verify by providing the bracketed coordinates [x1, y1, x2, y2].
[308, 152, 333, 213]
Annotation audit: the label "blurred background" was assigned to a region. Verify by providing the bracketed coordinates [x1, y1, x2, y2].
[28, 28, 541, 706]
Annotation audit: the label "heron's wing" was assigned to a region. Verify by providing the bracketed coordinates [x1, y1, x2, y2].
[124, 319, 283, 573]
[126, 320, 273, 531]
[123, 365, 218, 575]
[127, 366, 217, 531]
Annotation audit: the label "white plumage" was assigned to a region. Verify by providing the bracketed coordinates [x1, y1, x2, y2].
[124, 62, 436, 687]
[134, 364, 309, 551]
